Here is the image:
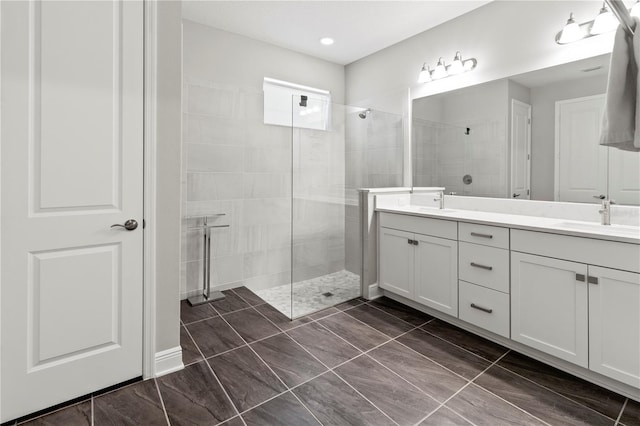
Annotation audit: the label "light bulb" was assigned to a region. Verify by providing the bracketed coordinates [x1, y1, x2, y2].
[418, 63, 431, 83]
[432, 58, 448, 80]
[558, 13, 585, 44]
[591, 3, 618, 35]
[631, 1, 640, 18]
[449, 52, 464, 76]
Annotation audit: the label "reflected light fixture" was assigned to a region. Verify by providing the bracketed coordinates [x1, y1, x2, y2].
[591, 3, 619, 35]
[319, 37, 334, 45]
[417, 52, 477, 84]
[418, 63, 432, 83]
[558, 13, 585, 44]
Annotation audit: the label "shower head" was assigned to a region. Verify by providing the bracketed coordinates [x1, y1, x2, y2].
[358, 108, 371, 119]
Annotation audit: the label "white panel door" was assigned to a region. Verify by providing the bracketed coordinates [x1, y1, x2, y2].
[379, 227, 414, 298]
[555, 95, 607, 203]
[510, 100, 531, 200]
[511, 252, 588, 368]
[588, 266, 640, 388]
[608, 148, 640, 205]
[1, 1, 144, 421]
[414, 234, 458, 317]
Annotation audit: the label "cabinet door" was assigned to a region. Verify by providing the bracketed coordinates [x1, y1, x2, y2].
[589, 266, 640, 388]
[511, 252, 588, 368]
[414, 234, 458, 316]
[379, 227, 415, 298]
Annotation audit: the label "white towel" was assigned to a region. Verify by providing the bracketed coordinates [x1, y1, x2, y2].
[600, 17, 640, 152]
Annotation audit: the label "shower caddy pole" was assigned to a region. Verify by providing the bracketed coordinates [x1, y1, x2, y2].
[188, 214, 229, 306]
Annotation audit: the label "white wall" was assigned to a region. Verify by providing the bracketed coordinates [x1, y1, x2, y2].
[181, 21, 345, 297]
[155, 0, 182, 356]
[530, 73, 608, 200]
[346, 1, 614, 112]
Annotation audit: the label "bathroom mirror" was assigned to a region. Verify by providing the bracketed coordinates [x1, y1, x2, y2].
[412, 53, 640, 206]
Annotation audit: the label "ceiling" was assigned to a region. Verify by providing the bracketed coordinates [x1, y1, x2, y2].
[182, 1, 492, 65]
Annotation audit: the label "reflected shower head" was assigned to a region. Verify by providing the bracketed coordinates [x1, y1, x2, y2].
[358, 108, 371, 119]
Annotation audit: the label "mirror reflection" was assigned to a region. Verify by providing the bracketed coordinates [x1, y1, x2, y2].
[412, 54, 640, 205]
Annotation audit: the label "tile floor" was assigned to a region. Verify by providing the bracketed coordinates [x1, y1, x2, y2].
[255, 269, 361, 318]
[13, 287, 640, 426]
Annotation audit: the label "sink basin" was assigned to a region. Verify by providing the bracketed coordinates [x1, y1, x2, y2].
[557, 221, 640, 238]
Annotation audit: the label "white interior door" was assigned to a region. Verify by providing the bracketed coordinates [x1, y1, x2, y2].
[555, 95, 608, 203]
[510, 100, 531, 199]
[1, 1, 144, 421]
[608, 148, 640, 205]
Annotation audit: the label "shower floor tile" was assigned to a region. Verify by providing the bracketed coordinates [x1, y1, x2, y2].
[254, 269, 361, 318]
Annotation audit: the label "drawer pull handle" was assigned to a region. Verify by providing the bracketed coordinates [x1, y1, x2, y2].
[408, 239, 413, 245]
[576, 273, 586, 282]
[470, 303, 493, 314]
[470, 262, 493, 271]
[588, 276, 599, 285]
[470, 232, 493, 239]
[407, 239, 419, 246]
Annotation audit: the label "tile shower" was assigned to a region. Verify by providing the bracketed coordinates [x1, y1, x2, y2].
[181, 78, 403, 317]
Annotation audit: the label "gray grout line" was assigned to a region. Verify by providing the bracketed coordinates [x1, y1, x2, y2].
[288, 390, 324, 426]
[181, 321, 243, 422]
[489, 361, 624, 423]
[153, 378, 172, 426]
[363, 301, 433, 328]
[412, 350, 514, 426]
[615, 398, 628, 426]
[417, 323, 509, 364]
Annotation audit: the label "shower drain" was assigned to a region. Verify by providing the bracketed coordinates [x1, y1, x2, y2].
[322, 292, 334, 297]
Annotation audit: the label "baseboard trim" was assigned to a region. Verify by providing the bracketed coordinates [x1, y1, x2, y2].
[154, 346, 184, 378]
[366, 283, 383, 300]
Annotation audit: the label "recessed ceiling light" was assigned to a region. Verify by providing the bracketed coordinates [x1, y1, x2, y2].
[319, 37, 334, 46]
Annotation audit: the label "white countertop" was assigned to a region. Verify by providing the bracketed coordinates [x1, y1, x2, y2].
[376, 205, 640, 245]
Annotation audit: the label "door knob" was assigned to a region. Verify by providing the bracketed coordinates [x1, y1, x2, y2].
[111, 219, 138, 231]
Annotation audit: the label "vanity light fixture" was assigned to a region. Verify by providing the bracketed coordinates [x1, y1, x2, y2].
[591, 3, 619, 35]
[556, 1, 635, 44]
[417, 52, 477, 84]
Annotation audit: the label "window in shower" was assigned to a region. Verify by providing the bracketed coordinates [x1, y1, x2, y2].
[263, 77, 331, 131]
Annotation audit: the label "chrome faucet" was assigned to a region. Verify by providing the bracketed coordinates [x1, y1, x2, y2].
[433, 190, 445, 209]
[594, 195, 615, 226]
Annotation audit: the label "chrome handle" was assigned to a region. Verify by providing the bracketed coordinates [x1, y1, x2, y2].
[408, 239, 413, 245]
[470, 303, 493, 314]
[111, 219, 138, 231]
[576, 273, 586, 282]
[588, 276, 599, 285]
[470, 262, 493, 271]
[593, 194, 606, 200]
[470, 232, 493, 239]
[512, 193, 521, 198]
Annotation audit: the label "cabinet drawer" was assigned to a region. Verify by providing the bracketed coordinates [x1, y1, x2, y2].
[379, 212, 457, 240]
[459, 242, 509, 293]
[511, 229, 640, 273]
[459, 222, 509, 249]
[459, 281, 510, 338]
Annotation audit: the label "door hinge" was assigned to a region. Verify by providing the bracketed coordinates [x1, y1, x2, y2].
[527, 189, 530, 195]
[527, 118, 531, 124]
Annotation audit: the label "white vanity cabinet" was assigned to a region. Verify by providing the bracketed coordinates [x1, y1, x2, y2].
[378, 213, 458, 317]
[588, 266, 640, 388]
[511, 252, 589, 367]
[511, 229, 640, 387]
